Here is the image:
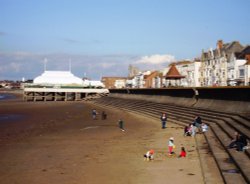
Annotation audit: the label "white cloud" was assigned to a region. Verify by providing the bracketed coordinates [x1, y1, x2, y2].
[0, 51, 176, 80]
[0, 51, 134, 80]
[136, 54, 175, 65]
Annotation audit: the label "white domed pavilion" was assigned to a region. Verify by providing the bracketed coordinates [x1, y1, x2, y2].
[33, 71, 83, 85]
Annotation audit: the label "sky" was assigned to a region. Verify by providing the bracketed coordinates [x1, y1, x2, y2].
[1, 0, 250, 80]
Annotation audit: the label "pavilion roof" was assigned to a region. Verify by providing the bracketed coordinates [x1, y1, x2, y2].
[165, 65, 185, 79]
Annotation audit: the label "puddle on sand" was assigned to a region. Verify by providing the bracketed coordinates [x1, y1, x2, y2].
[0, 114, 25, 123]
[222, 169, 240, 174]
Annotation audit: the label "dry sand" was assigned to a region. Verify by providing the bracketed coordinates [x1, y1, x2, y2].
[0, 94, 217, 184]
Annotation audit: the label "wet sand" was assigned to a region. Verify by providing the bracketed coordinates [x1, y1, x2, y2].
[0, 94, 212, 184]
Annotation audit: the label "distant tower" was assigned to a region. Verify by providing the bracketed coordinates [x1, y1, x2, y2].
[69, 59, 72, 72]
[128, 64, 139, 77]
[44, 58, 48, 71]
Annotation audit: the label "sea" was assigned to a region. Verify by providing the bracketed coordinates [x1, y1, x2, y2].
[0, 93, 16, 101]
[0, 93, 24, 122]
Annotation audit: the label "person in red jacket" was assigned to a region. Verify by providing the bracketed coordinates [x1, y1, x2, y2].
[178, 147, 186, 158]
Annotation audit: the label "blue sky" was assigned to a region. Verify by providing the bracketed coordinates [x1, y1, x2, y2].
[1, 0, 250, 80]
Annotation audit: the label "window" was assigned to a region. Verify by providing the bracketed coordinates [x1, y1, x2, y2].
[239, 69, 245, 77]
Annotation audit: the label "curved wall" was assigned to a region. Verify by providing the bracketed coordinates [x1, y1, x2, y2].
[109, 87, 250, 114]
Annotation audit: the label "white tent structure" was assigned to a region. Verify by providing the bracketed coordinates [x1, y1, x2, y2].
[33, 71, 84, 85]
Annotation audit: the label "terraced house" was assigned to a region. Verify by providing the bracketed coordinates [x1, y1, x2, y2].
[229, 46, 250, 86]
[200, 40, 244, 86]
[103, 40, 250, 89]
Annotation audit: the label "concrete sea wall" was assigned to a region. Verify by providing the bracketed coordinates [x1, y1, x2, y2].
[108, 87, 250, 114]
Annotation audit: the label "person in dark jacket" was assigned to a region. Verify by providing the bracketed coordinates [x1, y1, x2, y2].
[236, 134, 248, 151]
[160, 113, 167, 129]
[228, 132, 240, 149]
[193, 116, 202, 132]
[118, 119, 125, 131]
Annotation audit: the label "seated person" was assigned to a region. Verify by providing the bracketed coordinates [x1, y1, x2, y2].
[228, 132, 240, 149]
[236, 134, 248, 151]
[178, 147, 186, 158]
[201, 123, 208, 133]
[184, 124, 192, 136]
[193, 116, 202, 132]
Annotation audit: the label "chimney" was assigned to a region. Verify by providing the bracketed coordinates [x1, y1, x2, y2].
[217, 40, 223, 49]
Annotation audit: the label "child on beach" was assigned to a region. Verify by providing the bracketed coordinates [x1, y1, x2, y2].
[184, 124, 192, 136]
[178, 147, 186, 158]
[168, 137, 175, 155]
[144, 149, 155, 161]
[118, 119, 125, 131]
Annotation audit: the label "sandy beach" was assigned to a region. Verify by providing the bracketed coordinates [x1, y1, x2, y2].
[0, 93, 218, 184]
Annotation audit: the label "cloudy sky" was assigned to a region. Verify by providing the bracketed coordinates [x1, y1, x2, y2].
[1, 0, 250, 80]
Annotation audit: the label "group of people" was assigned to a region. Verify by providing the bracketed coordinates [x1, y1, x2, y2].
[184, 116, 208, 136]
[91, 109, 107, 120]
[145, 114, 208, 161]
[91, 109, 125, 131]
[144, 136, 186, 161]
[91, 109, 248, 163]
[144, 112, 188, 160]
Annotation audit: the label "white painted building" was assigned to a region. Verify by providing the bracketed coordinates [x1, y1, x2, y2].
[245, 61, 250, 85]
[161, 60, 201, 87]
[175, 60, 201, 87]
[237, 61, 250, 86]
[200, 40, 244, 86]
[227, 53, 247, 86]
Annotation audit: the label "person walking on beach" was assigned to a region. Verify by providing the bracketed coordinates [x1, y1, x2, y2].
[118, 119, 125, 131]
[160, 112, 167, 129]
[92, 109, 97, 120]
[101, 111, 107, 120]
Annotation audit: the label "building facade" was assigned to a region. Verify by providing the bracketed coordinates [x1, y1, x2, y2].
[200, 40, 244, 86]
[101, 77, 127, 89]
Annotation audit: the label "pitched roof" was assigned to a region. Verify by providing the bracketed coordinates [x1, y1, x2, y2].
[202, 40, 244, 60]
[169, 60, 192, 66]
[165, 65, 185, 79]
[236, 46, 250, 59]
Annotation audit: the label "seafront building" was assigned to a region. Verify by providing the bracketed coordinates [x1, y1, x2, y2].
[23, 70, 108, 101]
[200, 40, 244, 86]
[171, 59, 201, 87]
[33, 71, 84, 85]
[101, 77, 127, 89]
[2, 40, 249, 90]
[103, 40, 249, 89]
